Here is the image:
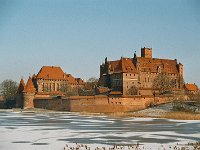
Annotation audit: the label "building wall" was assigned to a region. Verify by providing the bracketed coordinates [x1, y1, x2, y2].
[36, 79, 66, 92]
[23, 93, 35, 109]
[122, 73, 138, 95]
[34, 95, 171, 113]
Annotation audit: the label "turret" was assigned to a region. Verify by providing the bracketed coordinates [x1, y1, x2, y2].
[141, 47, 152, 58]
[23, 77, 35, 109]
[15, 78, 25, 108]
[178, 62, 184, 77]
[178, 63, 184, 88]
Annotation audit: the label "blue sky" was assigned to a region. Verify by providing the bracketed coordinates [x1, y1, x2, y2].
[0, 0, 199, 86]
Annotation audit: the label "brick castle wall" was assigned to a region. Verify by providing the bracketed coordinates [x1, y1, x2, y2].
[34, 95, 171, 113]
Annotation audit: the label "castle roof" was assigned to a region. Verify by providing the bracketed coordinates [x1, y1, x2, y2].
[136, 57, 179, 74]
[37, 66, 66, 80]
[24, 77, 35, 93]
[185, 83, 198, 91]
[17, 78, 25, 94]
[108, 58, 138, 74]
[36, 66, 84, 85]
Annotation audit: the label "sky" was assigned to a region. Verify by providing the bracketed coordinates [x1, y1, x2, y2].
[0, 0, 199, 86]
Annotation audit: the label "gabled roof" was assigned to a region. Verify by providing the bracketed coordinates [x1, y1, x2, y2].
[36, 66, 85, 85]
[108, 58, 138, 74]
[17, 78, 25, 94]
[185, 83, 198, 91]
[24, 77, 35, 93]
[136, 57, 179, 74]
[37, 66, 65, 80]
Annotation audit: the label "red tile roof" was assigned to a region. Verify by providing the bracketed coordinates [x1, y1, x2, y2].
[185, 83, 198, 91]
[36, 66, 84, 85]
[137, 57, 178, 74]
[24, 77, 35, 93]
[108, 58, 138, 74]
[37, 66, 66, 80]
[17, 78, 25, 94]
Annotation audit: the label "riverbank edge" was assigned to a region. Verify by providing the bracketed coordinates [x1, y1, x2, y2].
[1, 106, 200, 120]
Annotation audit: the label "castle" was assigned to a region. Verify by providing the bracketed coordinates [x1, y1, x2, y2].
[99, 47, 184, 95]
[15, 47, 186, 111]
[15, 66, 84, 109]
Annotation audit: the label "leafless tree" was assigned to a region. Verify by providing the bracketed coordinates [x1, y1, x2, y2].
[78, 77, 98, 96]
[152, 72, 173, 94]
[126, 85, 138, 95]
[60, 83, 79, 96]
[0, 79, 18, 101]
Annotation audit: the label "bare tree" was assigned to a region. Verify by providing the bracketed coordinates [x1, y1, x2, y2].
[60, 83, 79, 96]
[78, 77, 98, 96]
[126, 85, 138, 95]
[0, 79, 18, 101]
[152, 72, 173, 94]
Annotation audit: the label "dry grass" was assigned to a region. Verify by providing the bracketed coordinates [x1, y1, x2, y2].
[163, 112, 200, 120]
[107, 111, 200, 120]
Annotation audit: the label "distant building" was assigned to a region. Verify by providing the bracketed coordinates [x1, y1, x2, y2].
[16, 66, 85, 108]
[184, 83, 199, 94]
[99, 47, 184, 95]
[32, 66, 84, 94]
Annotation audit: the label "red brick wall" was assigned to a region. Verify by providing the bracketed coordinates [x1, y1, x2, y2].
[34, 95, 171, 113]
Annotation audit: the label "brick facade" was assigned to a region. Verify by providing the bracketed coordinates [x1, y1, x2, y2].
[99, 47, 184, 95]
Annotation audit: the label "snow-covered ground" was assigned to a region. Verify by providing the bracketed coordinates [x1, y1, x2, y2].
[0, 110, 200, 150]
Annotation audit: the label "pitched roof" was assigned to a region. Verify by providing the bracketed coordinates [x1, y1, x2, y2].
[36, 66, 84, 85]
[17, 78, 25, 94]
[185, 83, 198, 91]
[24, 77, 35, 93]
[137, 57, 179, 74]
[108, 58, 138, 74]
[37, 66, 66, 80]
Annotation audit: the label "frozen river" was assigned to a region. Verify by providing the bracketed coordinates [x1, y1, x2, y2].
[0, 110, 200, 150]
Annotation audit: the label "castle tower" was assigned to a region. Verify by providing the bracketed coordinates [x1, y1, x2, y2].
[141, 47, 152, 58]
[178, 63, 184, 88]
[178, 63, 184, 77]
[15, 78, 25, 108]
[23, 77, 35, 109]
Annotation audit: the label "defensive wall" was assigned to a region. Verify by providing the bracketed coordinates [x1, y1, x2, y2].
[33, 95, 174, 113]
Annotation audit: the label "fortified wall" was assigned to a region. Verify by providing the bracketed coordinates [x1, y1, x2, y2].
[33, 95, 173, 113]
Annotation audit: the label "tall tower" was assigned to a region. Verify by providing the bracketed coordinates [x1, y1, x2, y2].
[141, 47, 152, 58]
[15, 78, 25, 108]
[178, 63, 184, 88]
[23, 77, 35, 109]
